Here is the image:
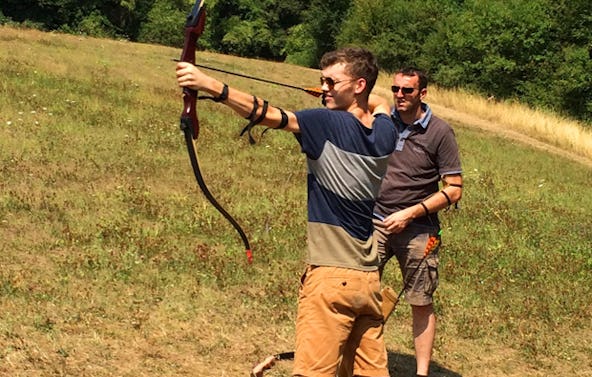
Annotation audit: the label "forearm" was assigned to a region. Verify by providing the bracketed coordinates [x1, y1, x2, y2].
[176, 62, 299, 132]
[224, 86, 299, 132]
[416, 175, 463, 216]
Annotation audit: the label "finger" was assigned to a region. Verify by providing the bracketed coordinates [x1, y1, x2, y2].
[176, 61, 192, 69]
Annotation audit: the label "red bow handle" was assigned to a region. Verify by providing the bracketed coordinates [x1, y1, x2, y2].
[179, 0, 206, 140]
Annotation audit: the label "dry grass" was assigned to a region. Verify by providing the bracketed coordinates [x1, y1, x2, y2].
[375, 72, 592, 167]
[1, 26, 591, 377]
[430, 86, 592, 159]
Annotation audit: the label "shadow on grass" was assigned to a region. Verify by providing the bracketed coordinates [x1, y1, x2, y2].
[387, 351, 462, 377]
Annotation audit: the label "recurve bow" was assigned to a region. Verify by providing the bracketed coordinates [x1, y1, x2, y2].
[178, 0, 252, 263]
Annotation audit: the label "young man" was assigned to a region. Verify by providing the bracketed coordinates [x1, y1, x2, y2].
[373, 68, 463, 377]
[176, 47, 396, 377]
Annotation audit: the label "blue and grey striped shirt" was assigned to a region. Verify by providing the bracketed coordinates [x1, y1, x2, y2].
[295, 108, 397, 271]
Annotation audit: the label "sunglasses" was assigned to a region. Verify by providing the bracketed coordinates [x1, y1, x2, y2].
[320, 76, 355, 89]
[391, 86, 416, 94]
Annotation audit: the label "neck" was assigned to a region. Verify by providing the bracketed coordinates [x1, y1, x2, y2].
[399, 104, 424, 125]
[348, 99, 374, 128]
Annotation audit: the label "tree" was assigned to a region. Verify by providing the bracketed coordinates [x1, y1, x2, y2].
[284, 0, 352, 67]
[206, 0, 306, 60]
[137, 0, 186, 47]
[336, 0, 460, 72]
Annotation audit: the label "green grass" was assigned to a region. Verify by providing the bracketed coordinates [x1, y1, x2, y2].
[1, 26, 591, 376]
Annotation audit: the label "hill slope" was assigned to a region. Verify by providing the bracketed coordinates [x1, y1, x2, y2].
[0, 26, 591, 377]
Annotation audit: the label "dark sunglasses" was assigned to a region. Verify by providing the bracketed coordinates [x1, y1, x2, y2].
[391, 86, 416, 94]
[320, 76, 355, 89]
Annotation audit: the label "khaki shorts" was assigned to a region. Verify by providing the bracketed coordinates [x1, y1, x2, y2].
[374, 219, 440, 306]
[293, 266, 389, 377]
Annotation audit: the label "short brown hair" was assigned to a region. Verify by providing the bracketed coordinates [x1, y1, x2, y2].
[397, 67, 428, 90]
[320, 47, 379, 95]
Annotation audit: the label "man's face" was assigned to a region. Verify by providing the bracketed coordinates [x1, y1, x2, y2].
[392, 73, 425, 114]
[320, 63, 361, 111]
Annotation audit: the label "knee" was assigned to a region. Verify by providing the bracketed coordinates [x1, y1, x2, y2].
[411, 304, 434, 318]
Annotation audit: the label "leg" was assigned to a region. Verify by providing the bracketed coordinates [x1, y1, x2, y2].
[343, 270, 389, 377]
[393, 224, 440, 377]
[411, 304, 435, 376]
[337, 219, 393, 377]
[293, 266, 358, 377]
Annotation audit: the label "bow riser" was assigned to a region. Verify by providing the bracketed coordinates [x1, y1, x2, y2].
[179, 5, 205, 141]
[181, 88, 199, 140]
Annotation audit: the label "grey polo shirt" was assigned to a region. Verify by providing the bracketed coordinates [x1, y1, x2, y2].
[374, 103, 462, 226]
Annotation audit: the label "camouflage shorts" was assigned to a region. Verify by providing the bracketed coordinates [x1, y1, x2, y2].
[373, 218, 440, 306]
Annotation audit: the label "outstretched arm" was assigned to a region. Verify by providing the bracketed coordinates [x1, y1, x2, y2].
[176, 62, 300, 132]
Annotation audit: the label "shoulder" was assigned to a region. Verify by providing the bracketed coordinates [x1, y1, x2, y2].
[296, 109, 359, 131]
[374, 112, 395, 125]
[427, 113, 453, 130]
[373, 113, 396, 134]
[425, 113, 458, 140]
[296, 108, 346, 126]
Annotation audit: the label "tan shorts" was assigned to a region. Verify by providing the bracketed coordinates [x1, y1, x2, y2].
[293, 266, 389, 377]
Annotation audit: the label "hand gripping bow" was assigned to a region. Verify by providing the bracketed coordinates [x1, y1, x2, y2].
[178, 0, 252, 263]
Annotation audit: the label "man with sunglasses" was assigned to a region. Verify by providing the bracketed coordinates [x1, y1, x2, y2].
[371, 67, 463, 377]
[177, 47, 396, 377]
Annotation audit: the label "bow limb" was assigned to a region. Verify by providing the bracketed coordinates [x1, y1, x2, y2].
[179, 0, 252, 263]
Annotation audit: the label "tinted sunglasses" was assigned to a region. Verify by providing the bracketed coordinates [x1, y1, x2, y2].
[320, 76, 355, 89]
[391, 86, 416, 94]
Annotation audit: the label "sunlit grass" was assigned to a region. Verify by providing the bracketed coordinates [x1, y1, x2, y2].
[1, 26, 591, 377]
[429, 86, 592, 158]
[376, 72, 592, 165]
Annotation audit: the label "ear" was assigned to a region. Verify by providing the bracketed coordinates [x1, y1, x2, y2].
[353, 78, 367, 95]
[419, 87, 428, 101]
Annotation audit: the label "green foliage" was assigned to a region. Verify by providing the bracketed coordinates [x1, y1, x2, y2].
[540, 45, 592, 123]
[283, 23, 317, 67]
[0, 0, 154, 39]
[2, 0, 591, 124]
[284, 0, 352, 68]
[1, 26, 591, 375]
[220, 17, 274, 57]
[206, 0, 306, 60]
[0, 10, 11, 24]
[337, 0, 459, 71]
[337, 0, 591, 124]
[137, 0, 186, 46]
[423, 1, 553, 97]
[75, 10, 117, 38]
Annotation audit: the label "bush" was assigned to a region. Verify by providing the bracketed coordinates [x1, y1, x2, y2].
[137, 0, 186, 47]
[76, 11, 117, 38]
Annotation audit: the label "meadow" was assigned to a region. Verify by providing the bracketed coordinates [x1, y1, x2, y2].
[0, 26, 591, 377]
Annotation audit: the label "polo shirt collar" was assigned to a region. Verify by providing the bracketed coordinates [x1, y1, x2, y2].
[391, 103, 432, 130]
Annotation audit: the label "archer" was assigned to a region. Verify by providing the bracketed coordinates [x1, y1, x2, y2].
[176, 47, 397, 377]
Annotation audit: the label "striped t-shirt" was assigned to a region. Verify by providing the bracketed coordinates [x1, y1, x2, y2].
[295, 108, 397, 271]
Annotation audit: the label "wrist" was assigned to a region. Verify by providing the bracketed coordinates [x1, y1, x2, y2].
[211, 83, 229, 102]
[418, 202, 429, 217]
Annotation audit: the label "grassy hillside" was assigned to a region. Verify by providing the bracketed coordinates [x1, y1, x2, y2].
[1, 26, 591, 377]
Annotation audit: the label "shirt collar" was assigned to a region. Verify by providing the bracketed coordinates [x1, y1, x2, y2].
[391, 103, 432, 130]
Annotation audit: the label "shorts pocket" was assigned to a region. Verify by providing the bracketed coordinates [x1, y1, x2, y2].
[423, 255, 439, 295]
